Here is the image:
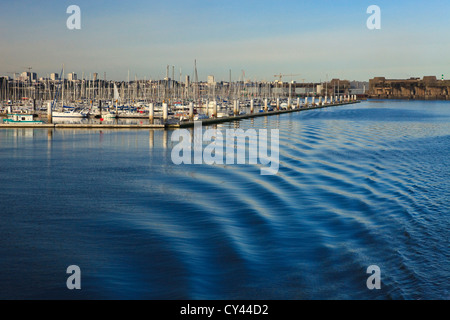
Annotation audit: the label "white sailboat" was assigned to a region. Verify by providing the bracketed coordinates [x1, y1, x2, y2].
[52, 108, 89, 118]
[103, 83, 120, 118]
[51, 65, 88, 118]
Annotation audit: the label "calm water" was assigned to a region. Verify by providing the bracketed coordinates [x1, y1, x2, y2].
[0, 100, 449, 300]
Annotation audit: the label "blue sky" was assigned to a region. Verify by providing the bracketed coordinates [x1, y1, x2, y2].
[1, 0, 449, 81]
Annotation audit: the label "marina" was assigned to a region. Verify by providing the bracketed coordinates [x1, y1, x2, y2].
[0, 99, 361, 129]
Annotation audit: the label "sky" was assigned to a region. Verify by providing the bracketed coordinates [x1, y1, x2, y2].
[1, 0, 449, 82]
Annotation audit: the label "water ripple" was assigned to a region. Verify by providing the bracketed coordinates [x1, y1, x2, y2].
[0, 100, 449, 299]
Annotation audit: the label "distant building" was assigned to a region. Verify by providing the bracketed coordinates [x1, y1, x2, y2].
[207, 75, 215, 85]
[67, 73, 77, 81]
[185, 75, 190, 88]
[50, 73, 59, 81]
[20, 72, 31, 82]
[93, 73, 98, 81]
[369, 76, 450, 100]
[349, 81, 368, 95]
[316, 84, 324, 95]
[326, 79, 351, 96]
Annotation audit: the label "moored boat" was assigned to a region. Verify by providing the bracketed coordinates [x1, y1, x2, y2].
[2, 114, 43, 124]
[193, 114, 209, 121]
[52, 107, 89, 118]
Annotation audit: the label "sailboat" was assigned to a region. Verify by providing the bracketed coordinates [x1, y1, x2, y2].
[52, 106, 89, 118]
[103, 83, 120, 118]
[52, 110, 89, 118]
[51, 65, 88, 118]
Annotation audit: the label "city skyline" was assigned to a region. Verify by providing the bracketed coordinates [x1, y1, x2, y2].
[1, 0, 449, 82]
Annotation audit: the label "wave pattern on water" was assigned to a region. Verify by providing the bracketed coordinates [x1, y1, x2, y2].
[0, 100, 449, 299]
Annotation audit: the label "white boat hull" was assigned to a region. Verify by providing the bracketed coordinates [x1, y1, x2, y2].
[52, 112, 88, 118]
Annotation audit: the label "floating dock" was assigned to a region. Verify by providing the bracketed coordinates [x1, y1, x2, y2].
[0, 101, 360, 130]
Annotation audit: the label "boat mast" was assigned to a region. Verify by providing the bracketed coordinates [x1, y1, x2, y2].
[194, 59, 198, 105]
[128, 69, 130, 106]
[61, 65, 65, 109]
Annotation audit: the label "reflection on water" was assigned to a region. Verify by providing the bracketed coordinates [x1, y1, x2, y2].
[0, 100, 449, 300]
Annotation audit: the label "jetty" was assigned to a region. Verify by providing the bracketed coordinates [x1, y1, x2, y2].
[0, 100, 360, 130]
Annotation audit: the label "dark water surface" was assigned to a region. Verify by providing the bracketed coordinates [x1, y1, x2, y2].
[0, 100, 449, 300]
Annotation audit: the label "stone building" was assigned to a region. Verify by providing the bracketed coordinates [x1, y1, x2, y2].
[369, 76, 450, 100]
